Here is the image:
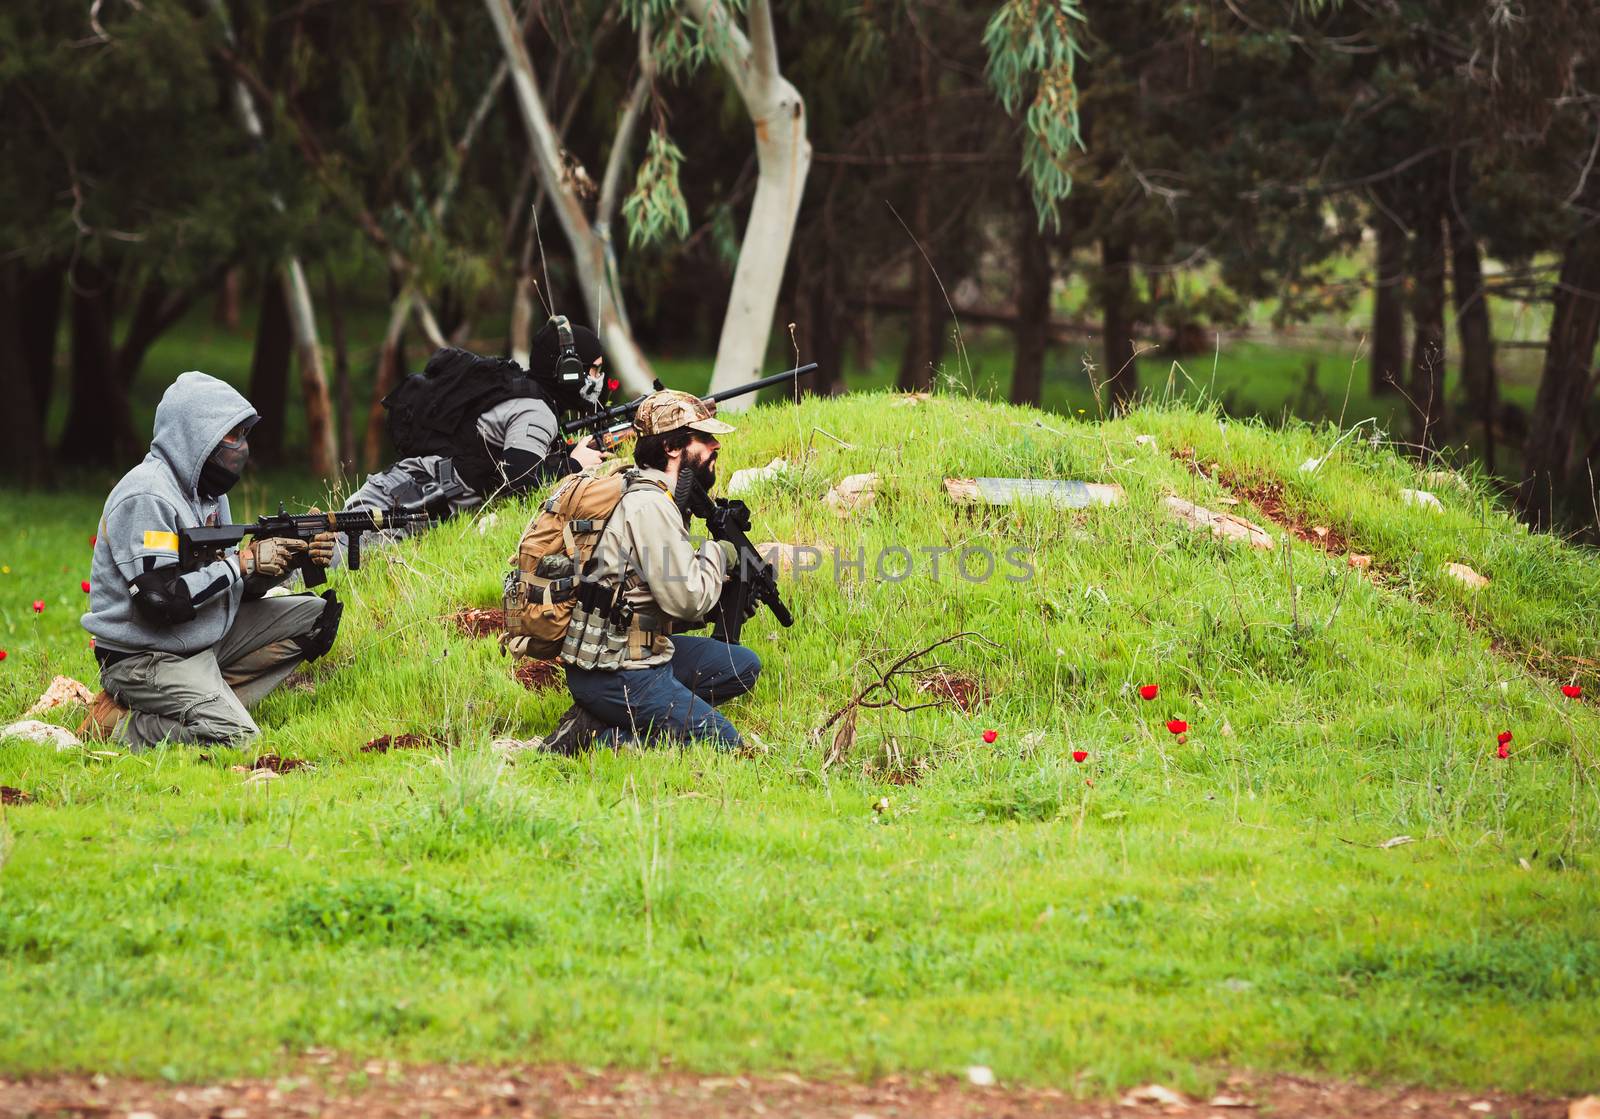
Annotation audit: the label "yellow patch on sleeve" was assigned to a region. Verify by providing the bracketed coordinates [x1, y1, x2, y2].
[142, 530, 179, 553]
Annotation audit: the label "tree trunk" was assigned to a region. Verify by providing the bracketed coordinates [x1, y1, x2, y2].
[1407, 206, 1448, 449]
[247, 273, 292, 465]
[896, 234, 937, 392]
[361, 289, 416, 470]
[484, 0, 657, 394]
[325, 269, 355, 471]
[0, 265, 52, 485]
[209, 0, 337, 478]
[1519, 215, 1600, 527]
[278, 260, 338, 476]
[1448, 210, 1497, 469]
[114, 267, 225, 390]
[18, 261, 65, 427]
[1372, 211, 1407, 396]
[60, 260, 138, 464]
[796, 267, 846, 396]
[1100, 237, 1139, 411]
[1011, 202, 1052, 406]
[687, 0, 812, 408]
[214, 267, 243, 330]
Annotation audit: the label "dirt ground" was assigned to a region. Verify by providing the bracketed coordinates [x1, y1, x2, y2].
[0, 1063, 1578, 1119]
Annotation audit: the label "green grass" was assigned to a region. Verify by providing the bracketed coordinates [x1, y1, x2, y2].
[2, 392, 1598, 1094]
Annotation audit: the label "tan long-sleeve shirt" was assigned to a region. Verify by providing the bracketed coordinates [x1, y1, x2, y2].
[584, 467, 728, 667]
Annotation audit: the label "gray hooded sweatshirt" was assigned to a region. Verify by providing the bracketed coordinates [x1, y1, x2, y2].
[82, 372, 259, 656]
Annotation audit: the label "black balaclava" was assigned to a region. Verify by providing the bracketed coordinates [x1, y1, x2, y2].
[198, 431, 250, 499]
[529, 319, 609, 415]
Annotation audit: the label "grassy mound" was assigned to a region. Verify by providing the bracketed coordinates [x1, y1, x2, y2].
[1, 393, 1597, 1093]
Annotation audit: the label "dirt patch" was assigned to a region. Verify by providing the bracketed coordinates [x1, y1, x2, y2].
[1, 785, 32, 805]
[362, 733, 445, 754]
[452, 607, 506, 638]
[513, 658, 563, 692]
[913, 669, 986, 713]
[1220, 472, 1350, 554]
[0, 1064, 1570, 1119]
[249, 752, 313, 773]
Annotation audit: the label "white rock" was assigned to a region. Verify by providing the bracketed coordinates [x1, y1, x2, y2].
[1400, 488, 1443, 511]
[965, 1065, 996, 1087]
[23, 675, 94, 717]
[727, 457, 790, 496]
[1442, 562, 1489, 589]
[1, 720, 82, 750]
[825, 472, 880, 517]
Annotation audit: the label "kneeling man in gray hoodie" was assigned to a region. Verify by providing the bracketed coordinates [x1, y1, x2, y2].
[80, 372, 341, 749]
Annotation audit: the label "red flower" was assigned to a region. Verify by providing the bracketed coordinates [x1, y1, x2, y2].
[90, 534, 97, 548]
[606, 378, 620, 392]
[31, 600, 44, 614]
[1496, 743, 1510, 759]
[1497, 731, 1513, 746]
[981, 729, 998, 744]
[1166, 719, 1188, 735]
[80, 580, 91, 593]
[1561, 685, 1583, 699]
[1072, 750, 1088, 763]
[1139, 684, 1158, 700]
[0, 649, 7, 661]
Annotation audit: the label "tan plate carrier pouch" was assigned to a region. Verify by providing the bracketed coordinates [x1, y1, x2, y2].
[502, 466, 670, 665]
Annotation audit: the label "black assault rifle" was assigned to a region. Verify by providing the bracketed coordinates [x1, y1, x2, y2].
[177, 505, 430, 588]
[561, 362, 818, 452]
[687, 481, 793, 645]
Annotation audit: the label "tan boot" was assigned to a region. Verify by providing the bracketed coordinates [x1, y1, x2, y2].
[77, 690, 127, 742]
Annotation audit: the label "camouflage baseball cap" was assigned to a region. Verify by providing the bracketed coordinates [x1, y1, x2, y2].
[632, 389, 736, 436]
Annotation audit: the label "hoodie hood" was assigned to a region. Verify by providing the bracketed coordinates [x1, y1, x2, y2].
[149, 372, 258, 497]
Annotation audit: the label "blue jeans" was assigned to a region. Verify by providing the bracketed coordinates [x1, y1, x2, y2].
[564, 635, 761, 751]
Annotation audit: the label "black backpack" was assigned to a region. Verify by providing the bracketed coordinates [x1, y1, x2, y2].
[382, 348, 554, 493]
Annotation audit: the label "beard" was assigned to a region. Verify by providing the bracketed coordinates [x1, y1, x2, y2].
[690, 454, 717, 491]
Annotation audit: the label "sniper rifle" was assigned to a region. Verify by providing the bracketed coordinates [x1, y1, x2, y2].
[561, 362, 818, 453]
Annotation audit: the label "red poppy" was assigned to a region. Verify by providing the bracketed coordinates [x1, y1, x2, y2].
[606, 378, 620, 392]
[981, 729, 998, 744]
[0, 649, 7, 661]
[31, 600, 44, 614]
[1166, 719, 1188, 735]
[1139, 684, 1158, 701]
[1561, 685, 1583, 699]
[80, 580, 90, 593]
[1072, 750, 1088, 763]
[1496, 743, 1510, 759]
[1497, 731, 1513, 746]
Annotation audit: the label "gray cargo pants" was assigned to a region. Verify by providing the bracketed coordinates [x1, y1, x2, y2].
[98, 594, 328, 750]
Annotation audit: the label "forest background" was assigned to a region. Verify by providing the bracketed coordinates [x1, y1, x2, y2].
[2, 0, 1599, 532]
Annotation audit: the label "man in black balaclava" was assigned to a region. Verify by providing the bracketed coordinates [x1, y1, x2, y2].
[343, 318, 614, 526]
[80, 372, 340, 748]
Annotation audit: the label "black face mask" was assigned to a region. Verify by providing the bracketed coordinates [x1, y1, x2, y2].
[198, 434, 249, 499]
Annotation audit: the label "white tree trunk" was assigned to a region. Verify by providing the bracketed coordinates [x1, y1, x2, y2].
[207, 0, 338, 476]
[684, 0, 811, 409]
[483, 0, 657, 394]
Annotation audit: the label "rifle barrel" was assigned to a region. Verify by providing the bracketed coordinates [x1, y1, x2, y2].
[560, 362, 818, 435]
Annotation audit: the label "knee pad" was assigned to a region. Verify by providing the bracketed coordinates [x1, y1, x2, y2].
[293, 590, 343, 662]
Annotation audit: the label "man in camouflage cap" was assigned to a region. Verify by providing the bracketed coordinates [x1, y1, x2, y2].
[546, 388, 760, 752]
